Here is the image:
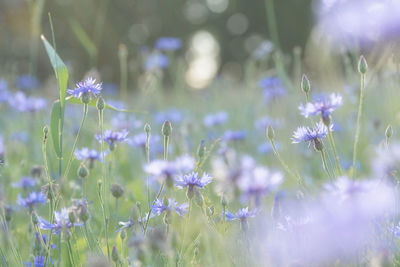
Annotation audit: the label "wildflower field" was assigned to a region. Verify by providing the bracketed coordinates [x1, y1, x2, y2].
[2, 0, 400, 266]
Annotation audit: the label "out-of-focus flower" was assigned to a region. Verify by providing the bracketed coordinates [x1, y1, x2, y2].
[67, 77, 102, 99]
[223, 130, 246, 142]
[175, 172, 213, 190]
[299, 93, 342, 119]
[111, 113, 143, 131]
[154, 37, 182, 51]
[16, 74, 39, 90]
[12, 176, 36, 189]
[203, 111, 228, 127]
[116, 219, 134, 232]
[95, 129, 129, 150]
[315, 0, 400, 49]
[74, 148, 105, 168]
[128, 133, 160, 149]
[144, 53, 169, 71]
[372, 142, 400, 179]
[8, 92, 46, 112]
[17, 192, 46, 210]
[0, 80, 11, 103]
[150, 198, 188, 217]
[225, 207, 258, 221]
[154, 108, 183, 124]
[252, 40, 274, 60]
[38, 208, 83, 234]
[259, 77, 287, 102]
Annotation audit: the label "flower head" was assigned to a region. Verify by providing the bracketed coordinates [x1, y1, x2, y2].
[299, 93, 342, 119]
[292, 122, 331, 144]
[175, 172, 213, 189]
[225, 207, 258, 221]
[16, 74, 39, 90]
[17, 191, 46, 210]
[8, 92, 46, 112]
[150, 198, 188, 217]
[74, 148, 105, 167]
[259, 77, 287, 102]
[154, 37, 182, 51]
[222, 130, 246, 142]
[96, 129, 129, 150]
[144, 53, 169, 71]
[67, 77, 102, 100]
[12, 176, 36, 189]
[116, 219, 135, 232]
[38, 208, 83, 234]
[203, 111, 228, 127]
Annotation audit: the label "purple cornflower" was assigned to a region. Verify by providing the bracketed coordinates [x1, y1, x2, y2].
[292, 122, 331, 146]
[150, 198, 188, 217]
[74, 147, 104, 168]
[24, 255, 46, 267]
[8, 92, 46, 112]
[67, 77, 102, 100]
[12, 176, 36, 189]
[223, 130, 246, 142]
[0, 80, 11, 103]
[16, 74, 39, 90]
[259, 77, 287, 102]
[154, 37, 182, 51]
[116, 219, 135, 232]
[203, 111, 228, 127]
[175, 172, 213, 189]
[299, 93, 342, 119]
[96, 129, 129, 150]
[17, 191, 46, 211]
[225, 207, 258, 221]
[144, 53, 169, 71]
[252, 40, 274, 60]
[38, 208, 83, 234]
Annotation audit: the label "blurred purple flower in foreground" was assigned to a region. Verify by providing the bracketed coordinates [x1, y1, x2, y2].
[154, 37, 182, 51]
[316, 0, 400, 49]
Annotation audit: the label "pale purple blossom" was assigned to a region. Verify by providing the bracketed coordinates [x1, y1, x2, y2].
[175, 172, 213, 189]
[154, 37, 182, 51]
[12, 176, 36, 189]
[203, 112, 228, 127]
[38, 208, 83, 234]
[225, 207, 258, 221]
[150, 198, 188, 217]
[67, 77, 102, 99]
[291, 122, 331, 144]
[8, 92, 46, 112]
[299, 93, 342, 119]
[17, 192, 46, 210]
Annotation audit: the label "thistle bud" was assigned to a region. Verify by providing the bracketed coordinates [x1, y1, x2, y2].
[144, 123, 151, 135]
[4, 205, 12, 222]
[96, 96, 105, 111]
[301, 74, 310, 94]
[78, 163, 89, 179]
[31, 211, 39, 225]
[162, 120, 172, 137]
[81, 93, 90, 104]
[68, 210, 76, 224]
[110, 183, 124, 199]
[197, 140, 206, 159]
[266, 125, 275, 140]
[221, 195, 228, 207]
[111, 245, 119, 263]
[358, 55, 368, 74]
[43, 125, 49, 139]
[313, 138, 324, 152]
[120, 230, 126, 240]
[78, 205, 89, 223]
[386, 124, 393, 139]
[30, 165, 44, 178]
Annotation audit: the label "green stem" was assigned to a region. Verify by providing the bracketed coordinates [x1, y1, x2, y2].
[270, 139, 302, 183]
[178, 199, 192, 265]
[352, 73, 365, 178]
[320, 150, 331, 181]
[67, 237, 76, 266]
[327, 128, 342, 176]
[163, 136, 169, 161]
[64, 104, 88, 179]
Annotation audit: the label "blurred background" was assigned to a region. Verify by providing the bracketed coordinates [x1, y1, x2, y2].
[0, 0, 313, 91]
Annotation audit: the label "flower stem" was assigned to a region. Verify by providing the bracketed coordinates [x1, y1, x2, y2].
[320, 150, 331, 181]
[64, 103, 88, 179]
[352, 73, 365, 178]
[327, 128, 342, 176]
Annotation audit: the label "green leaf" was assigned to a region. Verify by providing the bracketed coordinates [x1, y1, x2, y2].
[68, 19, 97, 62]
[66, 96, 147, 114]
[41, 35, 69, 110]
[50, 101, 61, 158]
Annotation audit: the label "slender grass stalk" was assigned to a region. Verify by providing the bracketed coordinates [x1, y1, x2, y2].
[29, 0, 46, 76]
[64, 103, 88, 179]
[119, 44, 128, 100]
[66, 237, 76, 266]
[327, 128, 342, 176]
[352, 57, 367, 178]
[320, 150, 332, 181]
[178, 199, 192, 266]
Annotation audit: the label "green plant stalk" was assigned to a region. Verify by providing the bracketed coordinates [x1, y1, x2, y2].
[327, 128, 342, 176]
[64, 103, 88, 178]
[270, 139, 302, 183]
[67, 237, 76, 266]
[178, 199, 192, 265]
[320, 150, 331, 181]
[98, 108, 111, 260]
[145, 134, 150, 210]
[29, 0, 46, 77]
[352, 73, 365, 178]
[119, 47, 128, 100]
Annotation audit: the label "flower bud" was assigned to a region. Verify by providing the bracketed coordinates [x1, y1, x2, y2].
[81, 93, 90, 104]
[120, 230, 126, 240]
[43, 125, 49, 139]
[31, 211, 39, 225]
[96, 96, 105, 111]
[386, 124, 393, 140]
[68, 210, 76, 224]
[144, 123, 151, 135]
[78, 205, 89, 223]
[162, 120, 172, 137]
[322, 115, 331, 127]
[301, 74, 310, 94]
[111, 245, 119, 263]
[221, 196, 228, 207]
[358, 55, 368, 74]
[77, 163, 89, 179]
[266, 125, 275, 140]
[313, 138, 324, 152]
[110, 183, 124, 199]
[4, 205, 12, 222]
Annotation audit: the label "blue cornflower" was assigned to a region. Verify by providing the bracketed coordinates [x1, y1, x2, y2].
[74, 147, 105, 168]
[175, 172, 213, 190]
[154, 37, 182, 51]
[222, 130, 246, 142]
[144, 53, 169, 71]
[8, 92, 46, 112]
[225, 207, 258, 221]
[116, 219, 135, 233]
[16, 74, 39, 90]
[150, 198, 188, 217]
[38, 208, 83, 234]
[292, 122, 331, 144]
[95, 129, 129, 150]
[259, 77, 287, 102]
[203, 111, 228, 127]
[299, 93, 343, 119]
[24, 255, 46, 267]
[67, 77, 102, 100]
[17, 192, 46, 211]
[35, 232, 56, 249]
[0, 80, 11, 103]
[252, 40, 274, 60]
[12, 176, 36, 189]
